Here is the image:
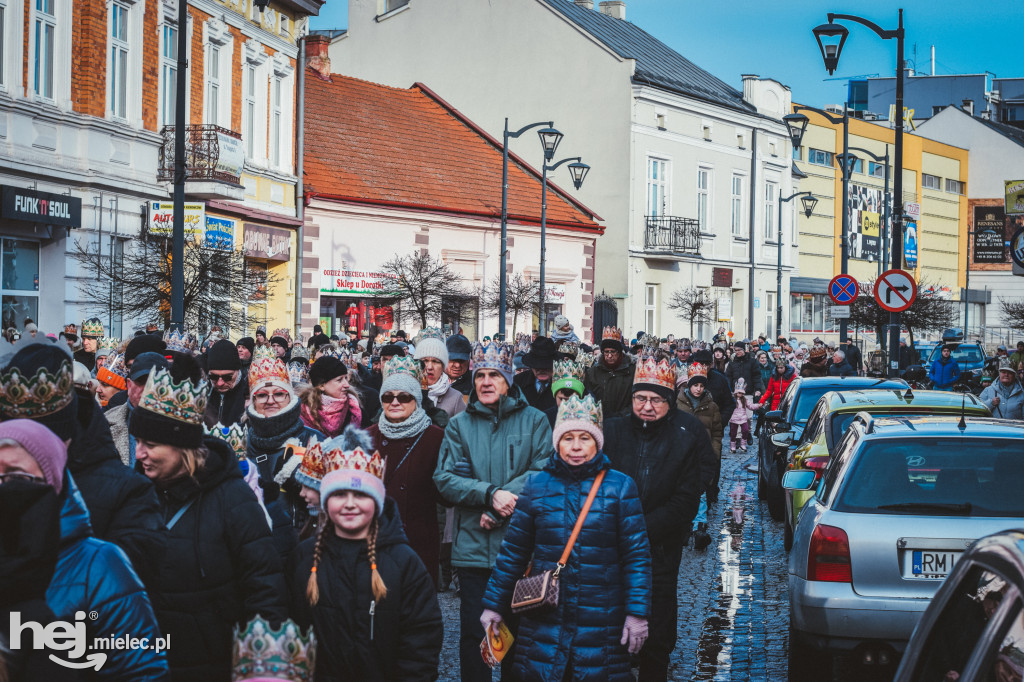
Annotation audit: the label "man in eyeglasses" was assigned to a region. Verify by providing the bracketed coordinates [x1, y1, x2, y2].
[203, 339, 249, 428]
[603, 357, 713, 682]
[106, 351, 170, 468]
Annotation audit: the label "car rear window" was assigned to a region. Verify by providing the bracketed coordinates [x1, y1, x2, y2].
[835, 438, 1024, 516]
[793, 388, 832, 423]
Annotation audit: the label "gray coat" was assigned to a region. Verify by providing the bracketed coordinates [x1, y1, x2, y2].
[105, 402, 131, 466]
[430, 385, 467, 420]
[980, 379, 1024, 420]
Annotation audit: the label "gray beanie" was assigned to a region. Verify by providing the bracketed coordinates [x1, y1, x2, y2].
[379, 372, 423, 408]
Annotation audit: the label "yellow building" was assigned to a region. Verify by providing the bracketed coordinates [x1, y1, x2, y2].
[790, 105, 968, 344]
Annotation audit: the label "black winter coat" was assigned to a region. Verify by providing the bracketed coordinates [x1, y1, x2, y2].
[147, 438, 288, 682]
[287, 498, 443, 682]
[68, 391, 166, 587]
[203, 374, 249, 428]
[450, 371, 473, 396]
[481, 454, 652, 681]
[513, 371, 556, 413]
[603, 408, 709, 549]
[708, 368, 735, 424]
[724, 354, 765, 395]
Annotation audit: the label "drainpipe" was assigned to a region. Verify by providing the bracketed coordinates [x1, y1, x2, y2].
[747, 128, 758, 339]
[294, 34, 306, 335]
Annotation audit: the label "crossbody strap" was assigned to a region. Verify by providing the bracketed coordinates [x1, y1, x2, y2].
[555, 469, 607, 573]
[165, 499, 195, 530]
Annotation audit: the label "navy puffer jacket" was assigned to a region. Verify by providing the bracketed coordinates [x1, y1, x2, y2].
[481, 453, 652, 682]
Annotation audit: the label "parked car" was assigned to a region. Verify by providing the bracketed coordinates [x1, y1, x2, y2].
[757, 375, 907, 521]
[926, 329, 992, 393]
[781, 389, 991, 550]
[913, 341, 939, 367]
[894, 529, 1024, 682]
[786, 415, 1024, 681]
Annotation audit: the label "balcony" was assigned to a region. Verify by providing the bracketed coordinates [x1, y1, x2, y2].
[158, 124, 245, 200]
[643, 215, 701, 258]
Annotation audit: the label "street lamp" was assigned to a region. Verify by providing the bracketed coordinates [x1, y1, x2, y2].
[786, 103, 853, 343]
[814, 9, 906, 378]
[539, 155, 590, 336]
[777, 192, 818, 339]
[500, 119, 556, 337]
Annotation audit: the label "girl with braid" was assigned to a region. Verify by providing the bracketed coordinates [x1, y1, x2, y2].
[286, 435, 443, 681]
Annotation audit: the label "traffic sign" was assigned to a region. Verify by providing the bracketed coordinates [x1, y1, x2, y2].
[874, 269, 918, 313]
[1011, 227, 1024, 269]
[828, 275, 859, 305]
[830, 305, 851, 319]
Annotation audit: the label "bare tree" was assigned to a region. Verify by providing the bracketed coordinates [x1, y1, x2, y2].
[480, 272, 540, 337]
[1000, 298, 1024, 333]
[381, 251, 470, 329]
[848, 277, 957, 347]
[667, 286, 715, 338]
[70, 233, 276, 334]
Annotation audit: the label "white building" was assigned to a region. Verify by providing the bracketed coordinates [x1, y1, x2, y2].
[325, 0, 802, 340]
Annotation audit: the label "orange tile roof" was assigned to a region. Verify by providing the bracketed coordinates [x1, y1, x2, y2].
[303, 70, 602, 232]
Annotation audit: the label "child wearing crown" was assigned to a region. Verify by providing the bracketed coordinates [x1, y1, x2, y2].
[288, 439, 443, 679]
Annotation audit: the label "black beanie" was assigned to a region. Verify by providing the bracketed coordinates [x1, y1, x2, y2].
[129, 353, 205, 448]
[207, 339, 242, 371]
[309, 356, 347, 387]
[236, 337, 255, 354]
[632, 382, 675, 402]
[379, 344, 405, 359]
[270, 335, 288, 349]
[691, 350, 713, 366]
[687, 375, 708, 388]
[125, 334, 167, 363]
[2, 342, 80, 442]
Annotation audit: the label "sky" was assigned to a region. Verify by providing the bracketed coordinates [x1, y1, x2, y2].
[307, 0, 1017, 108]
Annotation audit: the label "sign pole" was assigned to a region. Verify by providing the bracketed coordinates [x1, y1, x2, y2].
[170, 0, 188, 333]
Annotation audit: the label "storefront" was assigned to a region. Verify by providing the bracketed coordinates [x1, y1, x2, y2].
[319, 268, 399, 338]
[242, 223, 293, 337]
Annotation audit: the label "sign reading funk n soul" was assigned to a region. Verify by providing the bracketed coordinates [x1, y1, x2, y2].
[2, 185, 82, 228]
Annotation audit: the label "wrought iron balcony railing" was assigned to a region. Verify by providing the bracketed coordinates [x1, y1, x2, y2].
[643, 215, 701, 255]
[158, 124, 244, 184]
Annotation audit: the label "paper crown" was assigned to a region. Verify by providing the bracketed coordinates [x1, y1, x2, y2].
[555, 394, 603, 431]
[205, 422, 248, 460]
[733, 377, 748, 394]
[0, 358, 76, 418]
[552, 359, 585, 397]
[415, 327, 446, 344]
[322, 444, 386, 482]
[97, 337, 120, 354]
[295, 439, 326, 489]
[249, 351, 290, 390]
[556, 341, 579, 358]
[163, 328, 196, 354]
[383, 355, 422, 383]
[139, 366, 210, 425]
[288, 361, 309, 387]
[232, 616, 316, 682]
[471, 341, 513, 375]
[575, 350, 596, 369]
[633, 356, 676, 391]
[289, 345, 310, 362]
[97, 351, 129, 391]
[514, 333, 531, 355]
[272, 328, 292, 342]
[640, 333, 659, 349]
[63, 323, 78, 335]
[688, 362, 709, 379]
[253, 344, 277, 361]
[601, 326, 623, 343]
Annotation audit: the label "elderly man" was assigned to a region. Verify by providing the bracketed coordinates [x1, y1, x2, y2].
[445, 333, 474, 396]
[828, 349, 857, 377]
[434, 342, 551, 682]
[106, 352, 169, 466]
[672, 341, 692, 369]
[603, 356, 713, 681]
[585, 327, 636, 417]
[980, 360, 1024, 420]
[203, 339, 249, 428]
[513, 335, 558, 412]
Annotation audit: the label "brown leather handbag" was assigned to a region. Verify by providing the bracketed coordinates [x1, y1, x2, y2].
[510, 469, 606, 615]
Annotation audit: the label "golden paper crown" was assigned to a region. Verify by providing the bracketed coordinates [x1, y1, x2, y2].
[139, 367, 210, 425]
[552, 359, 585, 386]
[633, 356, 676, 391]
[249, 354, 290, 389]
[322, 445, 386, 482]
[97, 337, 120, 354]
[382, 355, 422, 383]
[0, 358, 75, 418]
[295, 439, 327, 488]
[205, 422, 248, 459]
[601, 326, 622, 343]
[232, 616, 315, 682]
[556, 341, 579, 358]
[555, 394, 603, 431]
[81, 318, 104, 338]
[688, 362, 709, 379]
[63, 323, 78, 335]
[272, 328, 292, 342]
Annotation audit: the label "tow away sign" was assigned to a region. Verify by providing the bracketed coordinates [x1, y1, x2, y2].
[874, 269, 917, 313]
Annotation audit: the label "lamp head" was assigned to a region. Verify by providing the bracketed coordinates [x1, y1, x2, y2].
[783, 113, 810, 150]
[567, 161, 590, 190]
[813, 22, 849, 75]
[800, 194, 818, 218]
[537, 127, 563, 161]
[835, 152, 859, 180]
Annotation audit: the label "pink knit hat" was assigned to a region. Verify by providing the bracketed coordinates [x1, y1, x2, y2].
[0, 418, 68, 493]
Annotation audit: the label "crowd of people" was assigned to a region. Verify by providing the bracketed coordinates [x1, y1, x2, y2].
[2, 315, 1022, 682]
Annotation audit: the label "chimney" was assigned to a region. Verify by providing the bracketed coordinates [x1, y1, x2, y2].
[305, 34, 332, 81]
[962, 99, 975, 116]
[741, 74, 758, 104]
[574, 0, 593, 8]
[598, 1, 625, 19]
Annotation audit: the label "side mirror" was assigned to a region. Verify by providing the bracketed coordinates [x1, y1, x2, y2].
[771, 432, 794, 448]
[764, 410, 784, 423]
[782, 470, 818, 491]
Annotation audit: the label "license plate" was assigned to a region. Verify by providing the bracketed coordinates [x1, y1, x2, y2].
[907, 550, 961, 579]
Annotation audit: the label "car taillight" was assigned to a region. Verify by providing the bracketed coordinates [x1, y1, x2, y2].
[807, 524, 851, 583]
[804, 457, 829, 481]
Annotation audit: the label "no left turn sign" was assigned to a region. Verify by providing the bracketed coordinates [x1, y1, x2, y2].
[874, 269, 917, 313]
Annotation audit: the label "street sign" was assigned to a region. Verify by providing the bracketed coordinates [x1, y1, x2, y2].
[904, 202, 921, 220]
[1011, 227, 1024, 269]
[828, 274, 859, 305]
[831, 305, 851, 319]
[874, 269, 918, 313]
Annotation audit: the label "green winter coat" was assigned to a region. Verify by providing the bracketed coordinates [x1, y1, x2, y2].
[433, 387, 552, 569]
[584, 357, 636, 418]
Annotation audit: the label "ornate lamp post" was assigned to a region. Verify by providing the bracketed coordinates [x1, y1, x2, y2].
[538, 156, 590, 336]
[777, 192, 818, 339]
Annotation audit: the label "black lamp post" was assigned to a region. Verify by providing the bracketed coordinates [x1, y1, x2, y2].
[814, 9, 906, 377]
[538, 156, 590, 336]
[499, 120, 558, 337]
[777, 192, 818, 339]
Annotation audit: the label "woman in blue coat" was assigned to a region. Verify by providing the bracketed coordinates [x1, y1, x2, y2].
[480, 395, 652, 681]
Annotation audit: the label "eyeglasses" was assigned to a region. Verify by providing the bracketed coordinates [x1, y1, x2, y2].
[632, 395, 668, 406]
[0, 471, 46, 485]
[209, 372, 236, 384]
[253, 391, 291, 404]
[381, 392, 416, 404]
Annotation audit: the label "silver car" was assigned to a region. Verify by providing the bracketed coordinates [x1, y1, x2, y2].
[786, 414, 1024, 681]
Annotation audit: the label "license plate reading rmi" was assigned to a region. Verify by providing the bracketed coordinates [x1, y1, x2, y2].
[910, 550, 961, 579]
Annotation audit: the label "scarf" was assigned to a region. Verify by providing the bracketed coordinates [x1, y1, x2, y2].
[247, 397, 307, 456]
[306, 393, 361, 437]
[427, 372, 452, 401]
[377, 406, 432, 440]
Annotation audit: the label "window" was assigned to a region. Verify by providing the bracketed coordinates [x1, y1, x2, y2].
[160, 25, 177, 128]
[792, 145, 802, 161]
[790, 293, 838, 333]
[644, 284, 657, 334]
[243, 64, 256, 158]
[269, 76, 282, 167]
[646, 158, 669, 216]
[945, 178, 965, 195]
[33, 0, 56, 99]
[1, 240, 40, 331]
[249, 0, 260, 22]
[731, 175, 744, 236]
[279, 15, 289, 37]
[868, 161, 885, 178]
[769, 142, 777, 156]
[922, 173, 942, 190]
[764, 182, 777, 241]
[696, 167, 710, 232]
[766, 291, 775, 340]
[205, 44, 220, 125]
[808, 148, 832, 167]
[109, 2, 129, 119]
[385, 0, 409, 10]
[702, 125, 712, 141]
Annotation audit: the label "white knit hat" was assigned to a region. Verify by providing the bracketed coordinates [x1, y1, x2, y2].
[413, 328, 449, 366]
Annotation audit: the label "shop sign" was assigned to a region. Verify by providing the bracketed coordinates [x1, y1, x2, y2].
[544, 283, 565, 304]
[204, 216, 235, 251]
[1005, 180, 1024, 215]
[149, 201, 204, 236]
[973, 206, 1007, 263]
[1, 185, 82, 228]
[717, 297, 732, 321]
[215, 132, 245, 180]
[712, 267, 732, 288]
[320, 268, 401, 296]
[243, 224, 291, 261]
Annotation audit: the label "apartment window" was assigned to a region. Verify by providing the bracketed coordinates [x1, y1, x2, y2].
[696, 167, 710, 232]
[764, 182, 777, 241]
[808, 148, 832, 167]
[731, 175, 744, 236]
[243, 64, 256, 158]
[160, 25, 177, 127]
[206, 44, 220, 125]
[766, 292, 775, 340]
[945, 178, 965, 195]
[922, 173, 941, 190]
[33, 0, 56, 99]
[269, 76, 282, 167]
[644, 284, 657, 334]
[1, 240, 40, 331]
[868, 161, 885, 178]
[109, 2, 129, 118]
[646, 158, 669, 216]
[279, 15, 289, 37]
[790, 293, 838, 333]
